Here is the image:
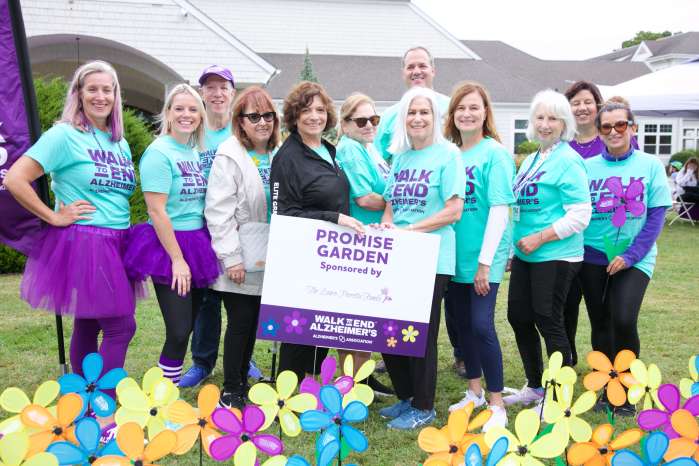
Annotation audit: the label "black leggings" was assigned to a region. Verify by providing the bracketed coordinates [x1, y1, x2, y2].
[579, 263, 650, 358]
[220, 291, 261, 393]
[563, 276, 583, 366]
[153, 284, 205, 361]
[507, 258, 579, 389]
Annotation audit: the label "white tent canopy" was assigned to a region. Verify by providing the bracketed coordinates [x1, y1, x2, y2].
[600, 57, 699, 114]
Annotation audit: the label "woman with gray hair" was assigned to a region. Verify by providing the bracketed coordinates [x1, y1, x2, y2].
[378, 86, 465, 430]
[504, 89, 591, 409]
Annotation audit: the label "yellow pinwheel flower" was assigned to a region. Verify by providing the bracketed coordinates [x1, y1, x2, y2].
[541, 351, 577, 399]
[114, 367, 179, 440]
[627, 359, 662, 410]
[485, 408, 568, 466]
[0, 382, 59, 436]
[0, 430, 58, 466]
[543, 386, 596, 442]
[341, 355, 375, 408]
[248, 370, 316, 437]
[679, 355, 698, 399]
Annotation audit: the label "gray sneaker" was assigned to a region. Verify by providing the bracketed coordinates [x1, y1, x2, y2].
[378, 399, 411, 419]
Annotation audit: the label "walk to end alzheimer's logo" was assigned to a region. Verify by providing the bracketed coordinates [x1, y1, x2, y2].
[176, 159, 207, 201]
[516, 170, 546, 213]
[88, 148, 136, 193]
[389, 168, 432, 216]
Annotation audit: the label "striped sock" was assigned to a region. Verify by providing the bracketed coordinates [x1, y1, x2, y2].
[158, 355, 183, 385]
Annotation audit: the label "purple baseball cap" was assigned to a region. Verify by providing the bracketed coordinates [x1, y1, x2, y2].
[198, 65, 235, 87]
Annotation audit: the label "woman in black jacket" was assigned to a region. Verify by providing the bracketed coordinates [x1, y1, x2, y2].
[270, 81, 364, 380]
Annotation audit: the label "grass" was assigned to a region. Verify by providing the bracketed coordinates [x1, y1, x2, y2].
[0, 221, 697, 465]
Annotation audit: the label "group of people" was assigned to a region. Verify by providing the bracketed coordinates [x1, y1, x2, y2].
[4, 44, 672, 436]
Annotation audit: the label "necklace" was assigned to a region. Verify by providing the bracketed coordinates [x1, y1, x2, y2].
[90, 126, 126, 159]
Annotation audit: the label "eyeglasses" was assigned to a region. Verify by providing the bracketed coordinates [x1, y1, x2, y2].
[240, 111, 276, 123]
[346, 115, 381, 128]
[599, 120, 634, 135]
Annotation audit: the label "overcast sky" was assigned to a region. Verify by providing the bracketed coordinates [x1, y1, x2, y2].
[413, 0, 699, 60]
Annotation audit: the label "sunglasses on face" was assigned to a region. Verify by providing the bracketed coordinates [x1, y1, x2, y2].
[346, 115, 381, 128]
[240, 111, 276, 123]
[599, 120, 634, 135]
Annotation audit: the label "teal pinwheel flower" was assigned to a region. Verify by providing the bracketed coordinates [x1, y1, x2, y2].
[59, 353, 126, 417]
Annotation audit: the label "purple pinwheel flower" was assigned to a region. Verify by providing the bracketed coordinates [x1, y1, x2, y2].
[637, 383, 699, 438]
[299, 356, 354, 409]
[209, 405, 283, 462]
[283, 310, 307, 334]
[382, 320, 397, 337]
[596, 177, 646, 227]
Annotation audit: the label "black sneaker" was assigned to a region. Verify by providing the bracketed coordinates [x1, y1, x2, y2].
[593, 392, 611, 413]
[219, 391, 246, 410]
[367, 375, 394, 397]
[614, 402, 636, 417]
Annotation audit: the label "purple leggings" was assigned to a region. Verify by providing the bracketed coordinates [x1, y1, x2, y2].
[70, 315, 136, 396]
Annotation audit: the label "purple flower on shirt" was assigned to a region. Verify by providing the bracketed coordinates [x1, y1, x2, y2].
[596, 176, 646, 227]
[283, 310, 307, 334]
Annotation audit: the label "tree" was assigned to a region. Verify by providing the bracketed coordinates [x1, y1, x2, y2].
[299, 46, 319, 83]
[622, 31, 673, 49]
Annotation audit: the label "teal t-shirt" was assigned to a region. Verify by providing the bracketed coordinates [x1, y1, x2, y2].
[311, 144, 334, 166]
[140, 135, 207, 231]
[374, 92, 450, 161]
[25, 123, 135, 229]
[512, 142, 591, 262]
[335, 135, 391, 224]
[200, 123, 232, 179]
[585, 150, 672, 277]
[248, 149, 273, 221]
[454, 138, 516, 283]
[383, 141, 466, 275]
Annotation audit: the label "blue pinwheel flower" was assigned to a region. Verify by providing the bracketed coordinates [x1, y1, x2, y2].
[287, 455, 357, 466]
[465, 436, 509, 466]
[299, 385, 368, 466]
[58, 352, 126, 417]
[46, 417, 123, 465]
[611, 431, 697, 466]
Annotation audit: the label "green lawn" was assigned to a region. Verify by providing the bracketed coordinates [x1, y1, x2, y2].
[0, 222, 697, 465]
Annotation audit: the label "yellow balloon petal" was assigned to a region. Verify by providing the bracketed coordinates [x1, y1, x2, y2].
[627, 385, 645, 405]
[548, 352, 563, 377]
[144, 429, 176, 462]
[167, 400, 197, 425]
[146, 415, 166, 440]
[543, 400, 563, 424]
[0, 388, 31, 414]
[522, 455, 545, 466]
[468, 410, 492, 431]
[500, 452, 521, 466]
[115, 407, 149, 428]
[647, 364, 662, 388]
[249, 382, 278, 406]
[118, 388, 150, 412]
[33, 381, 60, 407]
[151, 379, 178, 407]
[262, 455, 288, 466]
[233, 440, 257, 466]
[485, 427, 516, 451]
[530, 429, 567, 458]
[447, 409, 468, 444]
[552, 418, 570, 440]
[172, 424, 199, 455]
[630, 360, 648, 385]
[609, 428, 643, 450]
[418, 426, 450, 453]
[286, 393, 317, 413]
[24, 452, 59, 466]
[0, 415, 23, 436]
[278, 407, 301, 437]
[142, 368, 164, 394]
[569, 416, 593, 442]
[198, 384, 220, 418]
[680, 379, 694, 399]
[351, 383, 374, 407]
[276, 371, 298, 400]
[515, 409, 540, 446]
[57, 393, 83, 426]
[690, 356, 698, 379]
[116, 378, 139, 399]
[572, 391, 596, 415]
[354, 359, 376, 382]
[558, 367, 577, 386]
[343, 355, 354, 378]
[541, 369, 551, 389]
[117, 422, 145, 459]
[21, 404, 54, 430]
[259, 405, 279, 431]
[0, 431, 28, 465]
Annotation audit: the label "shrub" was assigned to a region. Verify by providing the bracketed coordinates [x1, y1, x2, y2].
[0, 244, 27, 273]
[515, 140, 539, 155]
[669, 149, 699, 166]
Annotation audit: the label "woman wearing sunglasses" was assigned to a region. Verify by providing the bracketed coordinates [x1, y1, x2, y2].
[378, 87, 465, 430]
[579, 101, 671, 415]
[205, 85, 279, 408]
[271, 81, 365, 381]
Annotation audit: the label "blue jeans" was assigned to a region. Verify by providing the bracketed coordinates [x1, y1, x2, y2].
[190, 288, 222, 372]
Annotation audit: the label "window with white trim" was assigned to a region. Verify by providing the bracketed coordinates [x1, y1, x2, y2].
[514, 119, 528, 150]
[643, 123, 672, 155]
[682, 126, 699, 150]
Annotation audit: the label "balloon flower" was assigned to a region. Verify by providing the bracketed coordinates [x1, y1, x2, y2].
[638, 384, 699, 439]
[542, 351, 577, 400]
[567, 423, 643, 466]
[46, 417, 122, 465]
[248, 370, 316, 437]
[92, 421, 176, 466]
[543, 387, 596, 442]
[209, 405, 284, 465]
[665, 409, 699, 461]
[485, 408, 568, 466]
[166, 384, 225, 456]
[58, 353, 126, 418]
[418, 405, 490, 466]
[611, 431, 696, 466]
[300, 356, 354, 410]
[679, 355, 698, 399]
[584, 350, 637, 407]
[0, 381, 60, 436]
[628, 360, 662, 410]
[341, 355, 376, 408]
[0, 430, 58, 466]
[464, 437, 509, 466]
[114, 368, 179, 439]
[20, 392, 83, 456]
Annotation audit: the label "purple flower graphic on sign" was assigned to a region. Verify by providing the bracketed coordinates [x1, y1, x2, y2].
[382, 320, 397, 337]
[386, 337, 397, 348]
[283, 310, 307, 334]
[380, 287, 392, 303]
[596, 176, 645, 227]
[262, 318, 279, 336]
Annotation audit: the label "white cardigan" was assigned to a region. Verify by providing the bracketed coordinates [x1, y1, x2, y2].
[205, 136, 270, 295]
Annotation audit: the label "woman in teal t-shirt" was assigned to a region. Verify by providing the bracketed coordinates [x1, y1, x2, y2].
[5, 61, 140, 408]
[124, 84, 219, 385]
[504, 90, 591, 409]
[379, 87, 466, 430]
[442, 82, 515, 430]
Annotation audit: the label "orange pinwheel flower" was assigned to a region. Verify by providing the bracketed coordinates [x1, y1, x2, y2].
[19, 392, 83, 457]
[583, 350, 637, 407]
[665, 409, 699, 461]
[567, 423, 643, 466]
[418, 402, 491, 465]
[93, 422, 176, 466]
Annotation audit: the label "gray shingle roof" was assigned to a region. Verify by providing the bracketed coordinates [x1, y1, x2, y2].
[590, 32, 699, 61]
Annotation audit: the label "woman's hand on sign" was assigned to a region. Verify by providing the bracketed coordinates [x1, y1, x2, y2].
[338, 213, 365, 236]
[227, 263, 246, 284]
[53, 200, 96, 226]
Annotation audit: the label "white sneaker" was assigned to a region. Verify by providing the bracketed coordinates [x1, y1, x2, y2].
[448, 389, 486, 412]
[502, 385, 544, 406]
[482, 405, 508, 432]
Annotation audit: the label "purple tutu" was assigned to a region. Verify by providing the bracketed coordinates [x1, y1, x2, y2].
[123, 223, 220, 289]
[20, 224, 145, 318]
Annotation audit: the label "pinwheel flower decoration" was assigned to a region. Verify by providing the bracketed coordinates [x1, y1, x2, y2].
[58, 352, 126, 418]
[464, 437, 509, 466]
[567, 423, 643, 466]
[584, 350, 637, 407]
[46, 417, 122, 466]
[0, 381, 60, 436]
[166, 384, 224, 456]
[20, 392, 83, 456]
[665, 408, 699, 461]
[610, 431, 696, 466]
[209, 405, 284, 465]
[628, 360, 662, 410]
[299, 356, 353, 410]
[679, 355, 699, 399]
[543, 386, 596, 442]
[597, 177, 646, 228]
[638, 384, 699, 439]
[418, 405, 489, 466]
[93, 421, 176, 466]
[542, 351, 577, 401]
[341, 355, 376, 407]
[0, 430, 58, 466]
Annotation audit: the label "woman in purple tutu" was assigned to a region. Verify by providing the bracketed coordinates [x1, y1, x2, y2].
[4, 60, 140, 382]
[124, 84, 219, 384]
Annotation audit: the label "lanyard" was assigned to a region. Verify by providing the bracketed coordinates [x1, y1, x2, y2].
[90, 127, 126, 160]
[512, 142, 559, 200]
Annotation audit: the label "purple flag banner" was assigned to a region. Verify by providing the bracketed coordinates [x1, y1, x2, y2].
[0, 0, 46, 255]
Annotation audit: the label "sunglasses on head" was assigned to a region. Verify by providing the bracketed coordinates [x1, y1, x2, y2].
[346, 115, 381, 128]
[240, 111, 276, 123]
[599, 120, 634, 135]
